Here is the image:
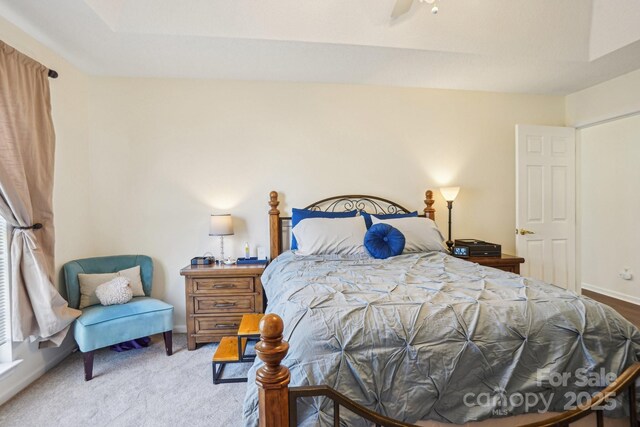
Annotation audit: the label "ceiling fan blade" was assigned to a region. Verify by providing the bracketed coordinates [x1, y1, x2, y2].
[391, 0, 414, 19]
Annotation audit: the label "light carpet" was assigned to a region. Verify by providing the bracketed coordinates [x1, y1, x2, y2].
[0, 334, 250, 427]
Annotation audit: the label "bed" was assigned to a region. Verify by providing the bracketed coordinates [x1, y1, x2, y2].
[242, 191, 640, 427]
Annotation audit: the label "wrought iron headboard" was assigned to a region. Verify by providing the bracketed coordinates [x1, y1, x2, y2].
[268, 191, 435, 260]
[303, 195, 411, 214]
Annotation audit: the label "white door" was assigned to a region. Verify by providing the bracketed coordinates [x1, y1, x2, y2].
[516, 125, 576, 290]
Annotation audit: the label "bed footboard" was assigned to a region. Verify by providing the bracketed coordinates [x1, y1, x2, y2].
[255, 313, 418, 427]
[255, 313, 290, 427]
[255, 314, 640, 427]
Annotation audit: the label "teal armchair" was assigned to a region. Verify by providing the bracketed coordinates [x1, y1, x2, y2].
[63, 255, 173, 380]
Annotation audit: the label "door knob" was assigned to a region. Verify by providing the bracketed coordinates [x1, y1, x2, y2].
[516, 228, 535, 235]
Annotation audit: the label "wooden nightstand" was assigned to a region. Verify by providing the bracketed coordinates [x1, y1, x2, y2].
[466, 253, 525, 274]
[180, 263, 265, 351]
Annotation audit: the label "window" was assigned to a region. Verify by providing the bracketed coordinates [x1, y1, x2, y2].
[0, 215, 9, 361]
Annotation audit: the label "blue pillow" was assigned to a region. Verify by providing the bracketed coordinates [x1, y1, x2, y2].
[364, 224, 405, 259]
[361, 211, 418, 229]
[291, 208, 358, 250]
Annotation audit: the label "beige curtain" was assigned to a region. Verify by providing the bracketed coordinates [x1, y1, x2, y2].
[0, 40, 80, 347]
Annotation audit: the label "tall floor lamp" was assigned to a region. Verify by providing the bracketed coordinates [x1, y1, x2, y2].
[209, 214, 234, 262]
[440, 187, 460, 252]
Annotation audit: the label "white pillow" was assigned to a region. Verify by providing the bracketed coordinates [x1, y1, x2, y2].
[292, 216, 367, 256]
[371, 216, 446, 253]
[95, 277, 133, 306]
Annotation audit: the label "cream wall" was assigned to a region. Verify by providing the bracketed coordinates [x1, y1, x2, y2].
[566, 69, 640, 302]
[579, 116, 640, 301]
[0, 17, 94, 404]
[87, 77, 565, 330]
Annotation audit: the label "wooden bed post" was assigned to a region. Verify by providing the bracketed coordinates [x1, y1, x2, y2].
[424, 190, 435, 221]
[269, 191, 281, 261]
[255, 313, 290, 427]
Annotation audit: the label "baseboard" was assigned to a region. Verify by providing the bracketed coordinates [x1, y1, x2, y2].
[0, 343, 75, 406]
[173, 324, 186, 333]
[581, 283, 640, 306]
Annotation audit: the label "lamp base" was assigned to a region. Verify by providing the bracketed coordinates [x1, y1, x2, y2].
[446, 200, 454, 254]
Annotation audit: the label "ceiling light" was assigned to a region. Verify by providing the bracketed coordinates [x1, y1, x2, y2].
[393, 0, 442, 19]
[419, 0, 440, 14]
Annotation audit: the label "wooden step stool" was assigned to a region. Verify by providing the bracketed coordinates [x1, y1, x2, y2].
[212, 313, 264, 384]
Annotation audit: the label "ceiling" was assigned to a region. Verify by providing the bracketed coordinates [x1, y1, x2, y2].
[2, 0, 640, 95]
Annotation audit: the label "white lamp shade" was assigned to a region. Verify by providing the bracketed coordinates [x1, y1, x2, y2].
[440, 186, 460, 202]
[209, 214, 234, 236]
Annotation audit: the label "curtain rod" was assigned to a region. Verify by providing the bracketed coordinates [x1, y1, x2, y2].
[48, 69, 58, 79]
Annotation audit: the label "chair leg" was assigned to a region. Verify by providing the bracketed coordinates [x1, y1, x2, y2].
[83, 351, 95, 381]
[163, 331, 173, 356]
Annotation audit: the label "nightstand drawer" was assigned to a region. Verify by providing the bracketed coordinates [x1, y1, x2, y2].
[195, 315, 243, 335]
[192, 277, 254, 294]
[194, 295, 255, 313]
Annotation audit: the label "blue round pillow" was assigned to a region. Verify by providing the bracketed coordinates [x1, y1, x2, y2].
[364, 223, 405, 259]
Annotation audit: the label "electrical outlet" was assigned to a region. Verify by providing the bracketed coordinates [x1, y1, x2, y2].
[619, 268, 633, 281]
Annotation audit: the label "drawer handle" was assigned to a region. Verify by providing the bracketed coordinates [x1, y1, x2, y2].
[213, 284, 236, 289]
[215, 323, 238, 329]
[214, 302, 237, 307]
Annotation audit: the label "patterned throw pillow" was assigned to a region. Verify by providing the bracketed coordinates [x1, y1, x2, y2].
[95, 277, 133, 306]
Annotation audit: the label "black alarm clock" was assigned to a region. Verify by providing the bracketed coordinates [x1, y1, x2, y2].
[452, 245, 469, 258]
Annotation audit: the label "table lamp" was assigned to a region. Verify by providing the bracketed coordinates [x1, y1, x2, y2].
[209, 214, 234, 262]
[439, 186, 460, 252]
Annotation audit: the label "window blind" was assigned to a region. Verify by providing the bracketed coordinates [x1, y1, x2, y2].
[0, 216, 8, 348]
